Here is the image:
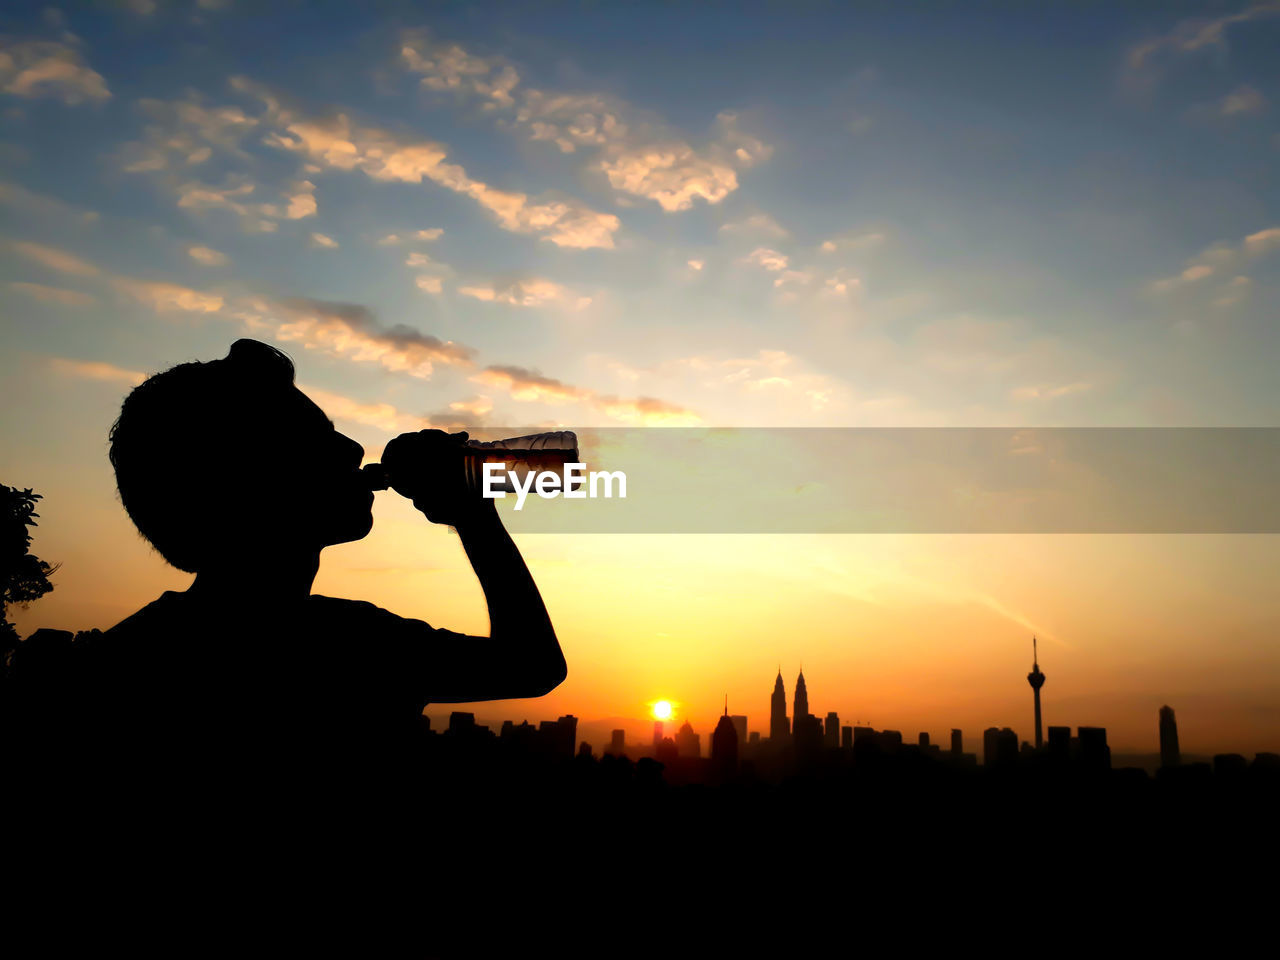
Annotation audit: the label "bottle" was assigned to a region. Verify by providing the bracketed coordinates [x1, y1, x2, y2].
[362, 431, 580, 495]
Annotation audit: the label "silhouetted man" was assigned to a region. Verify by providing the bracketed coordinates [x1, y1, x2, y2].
[13, 339, 565, 835]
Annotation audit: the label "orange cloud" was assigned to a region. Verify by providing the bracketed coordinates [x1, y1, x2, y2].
[48, 357, 145, 386]
[0, 39, 110, 104]
[12, 241, 99, 276]
[114, 278, 224, 313]
[10, 281, 95, 306]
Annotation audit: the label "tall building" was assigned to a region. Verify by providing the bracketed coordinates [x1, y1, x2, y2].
[652, 721, 663, 748]
[825, 712, 840, 749]
[770, 669, 789, 742]
[712, 697, 738, 773]
[1077, 726, 1110, 770]
[609, 729, 625, 756]
[1027, 637, 1046, 749]
[676, 720, 701, 758]
[950, 729, 963, 756]
[1159, 705, 1180, 768]
[730, 715, 748, 748]
[794, 669, 810, 726]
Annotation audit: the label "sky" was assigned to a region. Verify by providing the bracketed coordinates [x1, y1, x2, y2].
[2, 0, 1278, 756]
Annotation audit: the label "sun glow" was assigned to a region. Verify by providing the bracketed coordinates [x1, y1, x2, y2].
[651, 700, 673, 721]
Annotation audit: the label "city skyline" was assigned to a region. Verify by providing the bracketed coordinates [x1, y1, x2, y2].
[423, 652, 1267, 761]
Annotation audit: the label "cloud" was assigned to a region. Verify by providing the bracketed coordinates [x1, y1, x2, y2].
[593, 395, 701, 426]
[405, 252, 432, 267]
[1219, 84, 1267, 116]
[742, 247, 789, 272]
[687, 259, 704, 271]
[819, 231, 886, 253]
[458, 278, 574, 308]
[114, 278, 225, 313]
[400, 36, 520, 108]
[48, 357, 145, 385]
[600, 143, 738, 211]
[1010, 382, 1094, 401]
[173, 177, 306, 232]
[12, 241, 99, 276]
[1243, 226, 1280, 253]
[672, 348, 845, 413]
[309, 232, 339, 248]
[284, 180, 317, 218]
[415, 275, 443, 294]
[719, 213, 789, 238]
[301, 384, 426, 434]
[414, 228, 444, 241]
[266, 297, 475, 377]
[252, 100, 620, 249]
[399, 34, 769, 212]
[0, 39, 111, 104]
[473, 363, 700, 424]
[1150, 225, 1280, 293]
[0, 181, 98, 223]
[1124, 3, 1280, 92]
[10, 281, 95, 305]
[1213, 275, 1252, 308]
[118, 93, 257, 171]
[188, 245, 228, 266]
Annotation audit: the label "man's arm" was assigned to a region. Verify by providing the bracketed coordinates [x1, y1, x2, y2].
[380, 430, 567, 703]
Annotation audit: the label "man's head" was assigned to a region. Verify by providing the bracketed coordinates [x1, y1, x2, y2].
[109, 339, 373, 573]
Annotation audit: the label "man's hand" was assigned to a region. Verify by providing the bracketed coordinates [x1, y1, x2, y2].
[380, 429, 497, 527]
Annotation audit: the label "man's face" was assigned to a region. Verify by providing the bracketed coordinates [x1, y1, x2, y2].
[260, 385, 374, 550]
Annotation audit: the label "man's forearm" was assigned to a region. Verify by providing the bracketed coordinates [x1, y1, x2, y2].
[453, 508, 565, 691]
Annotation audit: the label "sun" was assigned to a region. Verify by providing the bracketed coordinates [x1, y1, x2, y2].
[652, 700, 673, 721]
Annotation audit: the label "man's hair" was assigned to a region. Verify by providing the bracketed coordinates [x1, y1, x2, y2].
[109, 339, 297, 573]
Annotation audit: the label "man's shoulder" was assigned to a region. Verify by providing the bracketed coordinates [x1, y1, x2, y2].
[306, 595, 438, 632]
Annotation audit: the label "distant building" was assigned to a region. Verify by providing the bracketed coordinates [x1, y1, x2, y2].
[609, 729, 625, 756]
[825, 712, 840, 749]
[950, 729, 963, 756]
[712, 699, 738, 773]
[918, 732, 931, 749]
[1159, 705, 1180, 768]
[1047, 725, 1071, 762]
[676, 720, 701, 758]
[984, 726, 1018, 767]
[841, 726, 853, 749]
[656, 736, 678, 765]
[653, 721, 663, 748]
[730, 715, 748, 748]
[1077, 726, 1110, 770]
[770, 670, 789, 742]
[449, 712, 476, 734]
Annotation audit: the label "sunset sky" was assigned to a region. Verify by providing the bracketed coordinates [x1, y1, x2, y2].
[2, 1, 1278, 756]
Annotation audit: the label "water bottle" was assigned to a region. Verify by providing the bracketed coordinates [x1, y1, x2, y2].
[362, 431, 581, 496]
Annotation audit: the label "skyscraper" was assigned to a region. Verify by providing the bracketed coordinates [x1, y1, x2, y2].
[770, 669, 789, 742]
[1159, 705, 1180, 768]
[712, 697, 738, 773]
[794, 669, 809, 726]
[1027, 637, 1046, 749]
[676, 720, 701, 758]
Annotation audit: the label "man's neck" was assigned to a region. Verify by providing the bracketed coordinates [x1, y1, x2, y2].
[188, 551, 321, 606]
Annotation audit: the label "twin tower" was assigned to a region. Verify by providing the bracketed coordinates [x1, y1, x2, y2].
[769, 668, 809, 742]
